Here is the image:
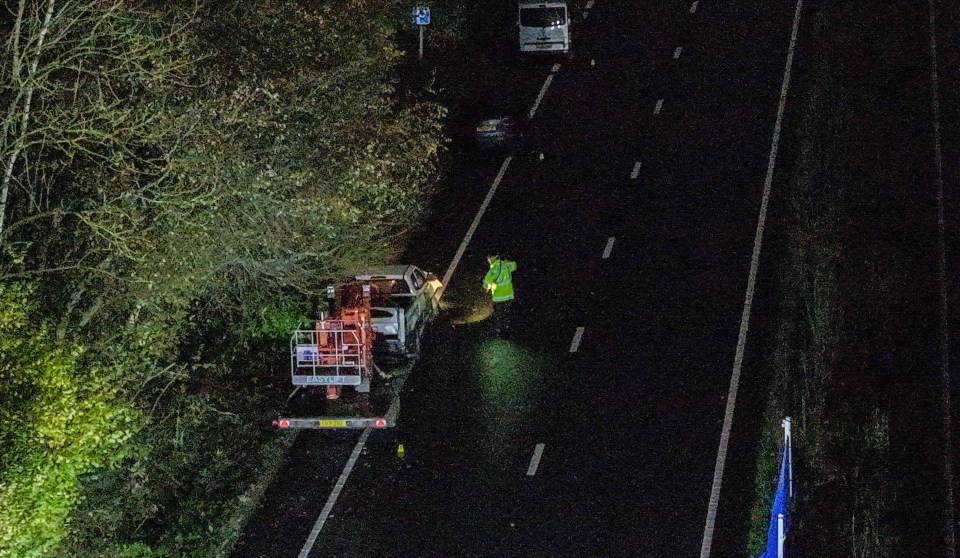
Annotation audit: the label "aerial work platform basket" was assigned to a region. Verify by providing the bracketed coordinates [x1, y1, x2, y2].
[290, 284, 374, 399]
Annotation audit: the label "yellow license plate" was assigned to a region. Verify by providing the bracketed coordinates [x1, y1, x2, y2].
[318, 419, 347, 428]
[477, 124, 498, 132]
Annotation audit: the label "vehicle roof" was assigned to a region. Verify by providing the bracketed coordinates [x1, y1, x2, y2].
[354, 265, 413, 280]
[519, 1, 567, 8]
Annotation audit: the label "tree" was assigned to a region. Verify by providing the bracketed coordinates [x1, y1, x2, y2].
[0, 282, 134, 558]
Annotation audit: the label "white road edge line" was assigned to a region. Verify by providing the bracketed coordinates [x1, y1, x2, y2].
[602, 237, 616, 259]
[440, 156, 513, 294]
[674, 46, 683, 59]
[529, 74, 556, 118]
[298, 391, 404, 558]
[654, 99, 664, 115]
[299, 427, 372, 558]
[630, 161, 642, 179]
[569, 327, 585, 353]
[689, 1, 698, 14]
[698, 1, 803, 557]
[300, 153, 513, 554]
[527, 443, 546, 476]
[928, 0, 956, 548]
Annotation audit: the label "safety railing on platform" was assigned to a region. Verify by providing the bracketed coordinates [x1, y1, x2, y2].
[290, 321, 370, 386]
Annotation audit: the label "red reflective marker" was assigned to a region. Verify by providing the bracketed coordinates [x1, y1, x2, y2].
[374, 418, 387, 428]
[277, 419, 290, 428]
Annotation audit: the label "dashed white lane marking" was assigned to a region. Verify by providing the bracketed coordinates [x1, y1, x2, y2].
[551, 62, 561, 73]
[526, 443, 546, 476]
[630, 161, 642, 179]
[689, 1, 698, 14]
[674, 46, 683, 59]
[698, 1, 804, 556]
[299, 428, 371, 558]
[654, 99, 664, 114]
[602, 237, 616, 259]
[529, 74, 556, 118]
[440, 156, 513, 294]
[569, 327, 585, 353]
[586, 0, 594, 8]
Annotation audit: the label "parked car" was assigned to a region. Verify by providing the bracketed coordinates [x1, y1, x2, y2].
[475, 115, 526, 152]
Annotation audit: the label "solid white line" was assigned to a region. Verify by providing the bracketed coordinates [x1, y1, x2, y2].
[529, 74, 556, 118]
[699, 1, 803, 557]
[299, 428, 372, 558]
[300, 152, 512, 558]
[928, 0, 956, 549]
[551, 62, 561, 73]
[527, 443, 546, 476]
[689, 1, 698, 14]
[630, 161, 642, 179]
[298, 375, 408, 555]
[569, 327, 585, 353]
[602, 237, 615, 259]
[654, 99, 664, 114]
[674, 46, 683, 59]
[440, 156, 513, 295]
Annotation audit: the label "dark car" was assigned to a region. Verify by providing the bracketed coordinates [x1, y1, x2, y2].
[475, 116, 526, 152]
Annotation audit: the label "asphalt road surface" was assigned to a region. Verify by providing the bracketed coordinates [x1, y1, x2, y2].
[234, 0, 803, 556]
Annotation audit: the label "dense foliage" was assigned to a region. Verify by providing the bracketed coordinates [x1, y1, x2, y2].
[0, 0, 443, 556]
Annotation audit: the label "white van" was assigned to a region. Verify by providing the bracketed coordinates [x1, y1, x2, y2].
[518, 1, 570, 53]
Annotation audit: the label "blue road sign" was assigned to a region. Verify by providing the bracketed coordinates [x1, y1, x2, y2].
[412, 6, 430, 25]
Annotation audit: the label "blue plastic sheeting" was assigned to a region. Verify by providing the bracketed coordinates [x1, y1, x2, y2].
[758, 441, 790, 558]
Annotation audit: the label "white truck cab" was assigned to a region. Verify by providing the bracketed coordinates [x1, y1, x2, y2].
[518, 1, 570, 53]
[353, 265, 442, 356]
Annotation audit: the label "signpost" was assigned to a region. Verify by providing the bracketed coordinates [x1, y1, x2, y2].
[411, 6, 430, 60]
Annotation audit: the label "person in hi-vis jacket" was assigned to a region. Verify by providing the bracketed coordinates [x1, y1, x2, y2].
[482, 255, 516, 333]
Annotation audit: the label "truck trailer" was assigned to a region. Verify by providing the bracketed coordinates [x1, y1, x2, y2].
[274, 266, 441, 430]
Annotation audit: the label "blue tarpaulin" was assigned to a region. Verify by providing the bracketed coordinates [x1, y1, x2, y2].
[759, 437, 790, 558]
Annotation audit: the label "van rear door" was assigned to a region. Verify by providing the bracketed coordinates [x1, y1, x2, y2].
[519, 2, 569, 52]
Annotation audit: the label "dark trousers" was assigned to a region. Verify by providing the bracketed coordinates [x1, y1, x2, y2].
[490, 299, 514, 334]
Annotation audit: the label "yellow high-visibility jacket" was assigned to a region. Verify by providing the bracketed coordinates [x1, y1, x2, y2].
[482, 260, 516, 302]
